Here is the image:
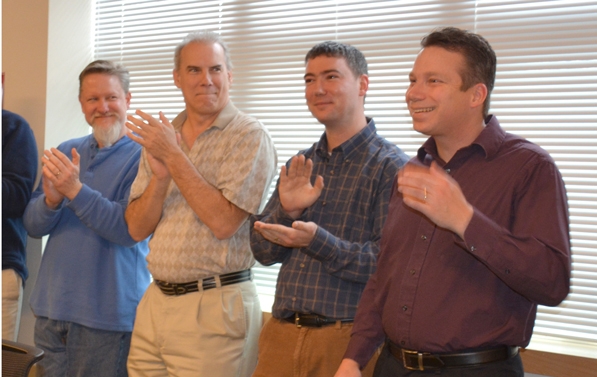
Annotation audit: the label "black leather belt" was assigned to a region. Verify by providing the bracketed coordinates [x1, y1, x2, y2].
[283, 312, 353, 328]
[388, 342, 519, 371]
[155, 269, 251, 296]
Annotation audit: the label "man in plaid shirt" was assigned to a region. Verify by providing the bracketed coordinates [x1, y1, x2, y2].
[250, 41, 409, 377]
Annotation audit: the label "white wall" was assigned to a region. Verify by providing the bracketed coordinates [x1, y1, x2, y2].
[2, 0, 93, 344]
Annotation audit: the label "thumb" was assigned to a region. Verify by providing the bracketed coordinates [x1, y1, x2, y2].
[314, 175, 325, 192]
[159, 111, 173, 128]
[71, 148, 81, 166]
[292, 221, 305, 231]
[429, 161, 445, 176]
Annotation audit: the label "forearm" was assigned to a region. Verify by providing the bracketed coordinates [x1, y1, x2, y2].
[462, 208, 570, 306]
[23, 191, 62, 237]
[68, 185, 138, 246]
[166, 150, 249, 239]
[2, 178, 33, 218]
[302, 226, 379, 283]
[343, 272, 386, 367]
[250, 195, 295, 264]
[125, 176, 169, 241]
[2, 118, 38, 218]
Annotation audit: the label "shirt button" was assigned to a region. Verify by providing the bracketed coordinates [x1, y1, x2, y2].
[402, 305, 408, 311]
[401, 341, 406, 346]
[300, 263, 305, 268]
[292, 297, 296, 302]
[505, 268, 510, 274]
[410, 269, 416, 275]
[470, 246, 476, 252]
[445, 169, 451, 173]
[421, 235, 427, 241]
[330, 170, 335, 175]
[322, 201, 327, 206]
[345, 159, 350, 163]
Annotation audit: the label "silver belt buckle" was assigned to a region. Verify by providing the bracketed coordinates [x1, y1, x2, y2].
[294, 313, 302, 328]
[401, 348, 425, 371]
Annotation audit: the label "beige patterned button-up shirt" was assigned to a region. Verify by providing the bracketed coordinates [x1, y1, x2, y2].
[129, 102, 277, 282]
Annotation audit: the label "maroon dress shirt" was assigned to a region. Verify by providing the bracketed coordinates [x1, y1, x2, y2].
[345, 115, 571, 368]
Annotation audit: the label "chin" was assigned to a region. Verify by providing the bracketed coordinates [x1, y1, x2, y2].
[412, 122, 432, 136]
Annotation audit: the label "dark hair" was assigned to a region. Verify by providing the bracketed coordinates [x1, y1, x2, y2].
[174, 30, 232, 71]
[79, 60, 130, 95]
[305, 41, 368, 78]
[421, 27, 496, 117]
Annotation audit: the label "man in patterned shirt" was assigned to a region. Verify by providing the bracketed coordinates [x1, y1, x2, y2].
[124, 30, 277, 377]
[250, 41, 409, 377]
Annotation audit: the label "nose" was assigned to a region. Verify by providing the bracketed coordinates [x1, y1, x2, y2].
[198, 70, 213, 85]
[312, 79, 325, 96]
[98, 98, 110, 113]
[405, 82, 423, 103]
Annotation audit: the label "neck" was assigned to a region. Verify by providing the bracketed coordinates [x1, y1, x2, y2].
[435, 118, 486, 162]
[181, 105, 225, 146]
[324, 115, 368, 151]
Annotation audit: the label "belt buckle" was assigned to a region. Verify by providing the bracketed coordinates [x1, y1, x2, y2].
[295, 313, 302, 328]
[171, 284, 187, 295]
[401, 349, 425, 371]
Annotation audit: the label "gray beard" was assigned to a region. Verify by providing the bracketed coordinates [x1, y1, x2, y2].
[93, 121, 123, 148]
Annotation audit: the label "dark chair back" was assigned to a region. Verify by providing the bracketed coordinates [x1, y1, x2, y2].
[2, 339, 44, 377]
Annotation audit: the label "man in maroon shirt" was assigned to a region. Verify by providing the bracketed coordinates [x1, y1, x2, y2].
[335, 27, 571, 377]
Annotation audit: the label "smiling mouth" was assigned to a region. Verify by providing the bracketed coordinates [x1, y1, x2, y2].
[412, 107, 434, 113]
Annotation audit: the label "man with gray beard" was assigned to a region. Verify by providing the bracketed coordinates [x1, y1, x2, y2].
[23, 60, 151, 377]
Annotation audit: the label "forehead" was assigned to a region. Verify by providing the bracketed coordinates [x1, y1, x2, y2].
[80, 73, 124, 94]
[305, 55, 351, 75]
[179, 41, 227, 68]
[412, 46, 466, 77]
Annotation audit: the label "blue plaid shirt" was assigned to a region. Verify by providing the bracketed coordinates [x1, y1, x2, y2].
[251, 119, 409, 319]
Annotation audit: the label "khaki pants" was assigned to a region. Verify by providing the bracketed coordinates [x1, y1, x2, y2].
[127, 280, 262, 377]
[252, 317, 379, 377]
[2, 269, 23, 341]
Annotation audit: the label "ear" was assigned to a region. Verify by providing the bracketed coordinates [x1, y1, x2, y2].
[358, 74, 369, 97]
[173, 68, 181, 89]
[470, 83, 488, 110]
[125, 92, 132, 109]
[227, 69, 233, 85]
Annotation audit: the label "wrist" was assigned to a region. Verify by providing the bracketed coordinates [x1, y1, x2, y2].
[64, 182, 83, 201]
[45, 196, 61, 209]
[284, 207, 303, 220]
[455, 203, 474, 239]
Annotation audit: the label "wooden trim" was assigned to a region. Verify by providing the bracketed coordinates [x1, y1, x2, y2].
[520, 348, 597, 377]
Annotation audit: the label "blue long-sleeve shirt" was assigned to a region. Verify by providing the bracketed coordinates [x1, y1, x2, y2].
[2, 110, 38, 282]
[251, 119, 409, 319]
[24, 134, 150, 332]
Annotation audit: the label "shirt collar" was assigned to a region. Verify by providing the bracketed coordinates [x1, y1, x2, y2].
[171, 101, 237, 132]
[315, 117, 377, 159]
[417, 114, 505, 164]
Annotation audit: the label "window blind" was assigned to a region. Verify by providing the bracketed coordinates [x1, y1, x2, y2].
[94, 0, 597, 356]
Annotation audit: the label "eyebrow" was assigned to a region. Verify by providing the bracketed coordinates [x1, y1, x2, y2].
[303, 69, 341, 80]
[186, 64, 223, 70]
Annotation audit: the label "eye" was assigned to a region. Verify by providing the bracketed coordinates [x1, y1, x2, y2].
[304, 78, 314, 84]
[212, 66, 222, 72]
[327, 74, 338, 80]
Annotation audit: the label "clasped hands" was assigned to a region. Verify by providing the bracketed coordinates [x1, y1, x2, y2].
[254, 155, 324, 248]
[397, 162, 473, 238]
[41, 147, 82, 209]
[126, 110, 181, 180]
